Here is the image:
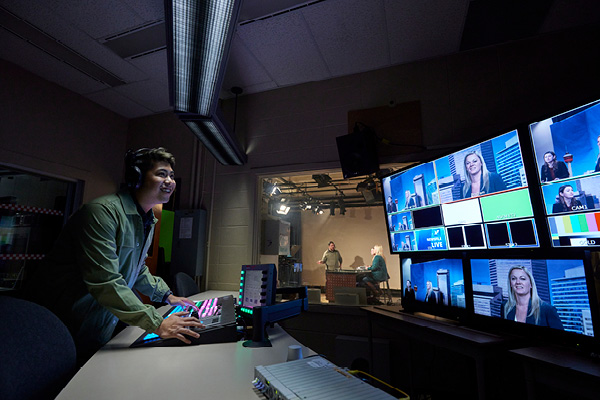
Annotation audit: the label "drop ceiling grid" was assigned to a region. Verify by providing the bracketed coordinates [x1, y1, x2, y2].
[84, 86, 153, 119]
[128, 50, 168, 80]
[385, 0, 469, 64]
[222, 33, 276, 93]
[0, 29, 107, 94]
[113, 73, 171, 114]
[40, 0, 146, 39]
[0, 1, 151, 88]
[301, 0, 391, 77]
[236, 11, 331, 87]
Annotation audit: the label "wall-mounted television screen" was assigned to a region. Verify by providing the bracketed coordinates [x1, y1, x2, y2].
[383, 129, 539, 253]
[470, 258, 595, 338]
[529, 99, 600, 247]
[401, 258, 466, 311]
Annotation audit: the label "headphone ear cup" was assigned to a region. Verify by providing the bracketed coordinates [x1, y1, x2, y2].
[125, 149, 143, 189]
[132, 166, 142, 189]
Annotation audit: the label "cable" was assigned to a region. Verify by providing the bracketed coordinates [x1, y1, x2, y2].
[347, 369, 410, 400]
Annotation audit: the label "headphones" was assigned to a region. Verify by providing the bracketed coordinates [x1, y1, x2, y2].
[124, 148, 150, 189]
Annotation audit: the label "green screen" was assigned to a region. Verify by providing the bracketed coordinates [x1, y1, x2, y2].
[159, 209, 174, 262]
[480, 188, 533, 222]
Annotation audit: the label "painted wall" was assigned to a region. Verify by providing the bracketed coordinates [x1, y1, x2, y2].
[301, 206, 401, 289]
[0, 59, 128, 202]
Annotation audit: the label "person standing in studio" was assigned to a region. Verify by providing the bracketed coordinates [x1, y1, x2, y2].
[317, 241, 343, 271]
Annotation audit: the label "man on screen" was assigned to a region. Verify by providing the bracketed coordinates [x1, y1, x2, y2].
[387, 196, 397, 213]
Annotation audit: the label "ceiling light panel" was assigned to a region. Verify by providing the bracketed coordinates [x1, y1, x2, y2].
[168, 0, 242, 116]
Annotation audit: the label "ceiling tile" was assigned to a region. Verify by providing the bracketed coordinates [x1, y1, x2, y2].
[302, 0, 390, 77]
[236, 11, 330, 87]
[84, 88, 153, 118]
[0, 29, 107, 94]
[222, 33, 275, 96]
[41, 0, 145, 39]
[385, 0, 469, 64]
[122, 0, 165, 21]
[113, 75, 171, 113]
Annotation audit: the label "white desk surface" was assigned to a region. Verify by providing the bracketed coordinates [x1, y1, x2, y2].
[57, 290, 315, 400]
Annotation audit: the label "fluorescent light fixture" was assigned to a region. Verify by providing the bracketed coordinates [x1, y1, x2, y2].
[166, 0, 241, 116]
[182, 113, 247, 165]
[166, 0, 247, 165]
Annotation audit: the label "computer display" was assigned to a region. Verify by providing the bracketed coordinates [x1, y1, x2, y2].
[470, 258, 595, 337]
[238, 264, 277, 313]
[529, 99, 600, 247]
[401, 258, 466, 310]
[382, 129, 539, 253]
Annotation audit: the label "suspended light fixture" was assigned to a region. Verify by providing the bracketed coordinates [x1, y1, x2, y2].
[166, 0, 247, 165]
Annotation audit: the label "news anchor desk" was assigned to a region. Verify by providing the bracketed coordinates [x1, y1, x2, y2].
[326, 270, 363, 301]
[56, 291, 315, 400]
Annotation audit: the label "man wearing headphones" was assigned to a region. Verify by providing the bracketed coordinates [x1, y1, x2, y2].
[26, 147, 203, 364]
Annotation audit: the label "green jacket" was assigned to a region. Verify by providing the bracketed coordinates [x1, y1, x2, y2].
[369, 255, 388, 282]
[27, 190, 170, 353]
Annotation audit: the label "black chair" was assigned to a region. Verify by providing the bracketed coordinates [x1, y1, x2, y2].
[0, 295, 77, 400]
[172, 272, 200, 297]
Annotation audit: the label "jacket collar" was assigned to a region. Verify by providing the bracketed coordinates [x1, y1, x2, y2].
[117, 189, 158, 224]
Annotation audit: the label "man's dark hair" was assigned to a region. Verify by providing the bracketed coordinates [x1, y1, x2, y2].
[125, 147, 175, 189]
[328, 241, 335, 246]
[135, 147, 175, 175]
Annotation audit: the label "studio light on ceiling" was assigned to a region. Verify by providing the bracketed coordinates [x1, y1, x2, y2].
[166, 0, 247, 165]
[276, 203, 290, 215]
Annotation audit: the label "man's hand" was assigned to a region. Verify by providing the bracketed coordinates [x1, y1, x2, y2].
[154, 311, 205, 344]
[166, 294, 199, 312]
[317, 260, 324, 264]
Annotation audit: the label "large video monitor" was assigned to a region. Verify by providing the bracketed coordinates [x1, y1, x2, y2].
[382, 129, 539, 253]
[470, 258, 595, 339]
[529, 99, 600, 248]
[401, 258, 466, 319]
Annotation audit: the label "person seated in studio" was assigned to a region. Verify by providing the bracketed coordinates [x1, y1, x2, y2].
[359, 245, 388, 298]
[501, 266, 563, 329]
[25, 147, 204, 364]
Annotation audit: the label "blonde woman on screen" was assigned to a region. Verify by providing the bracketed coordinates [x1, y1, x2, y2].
[501, 266, 563, 329]
[462, 151, 506, 198]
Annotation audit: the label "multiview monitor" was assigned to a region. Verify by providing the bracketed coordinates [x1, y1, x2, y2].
[470, 258, 595, 338]
[382, 129, 539, 253]
[529, 99, 600, 248]
[401, 258, 466, 318]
